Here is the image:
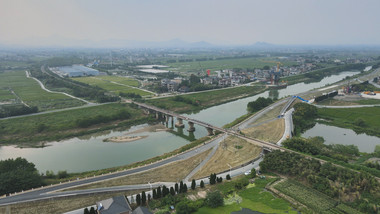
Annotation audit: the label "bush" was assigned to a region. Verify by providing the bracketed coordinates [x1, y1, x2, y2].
[206, 191, 224, 208]
[57, 170, 68, 179]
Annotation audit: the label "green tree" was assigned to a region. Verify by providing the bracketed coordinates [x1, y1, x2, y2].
[157, 186, 162, 198]
[206, 191, 224, 208]
[170, 186, 175, 196]
[175, 183, 179, 193]
[83, 207, 89, 214]
[250, 168, 256, 178]
[183, 184, 188, 193]
[57, 170, 68, 179]
[226, 174, 231, 180]
[136, 193, 141, 206]
[191, 179, 196, 190]
[89, 207, 96, 214]
[200, 180, 205, 188]
[153, 189, 157, 199]
[141, 191, 146, 205]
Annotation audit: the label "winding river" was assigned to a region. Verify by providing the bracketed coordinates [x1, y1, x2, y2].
[0, 71, 364, 173]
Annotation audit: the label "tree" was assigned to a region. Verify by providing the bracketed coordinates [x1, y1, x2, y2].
[170, 186, 175, 196]
[141, 191, 146, 205]
[153, 189, 157, 199]
[157, 186, 162, 198]
[148, 193, 151, 202]
[206, 191, 224, 208]
[180, 181, 184, 193]
[175, 183, 179, 193]
[0, 157, 43, 195]
[83, 208, 89, 214]
[226, 174, 231, 180]
[183, 184, 188, 193]
[209, 173, 217, 185]
[191, 179, 196, 190]
[57, 170, 68, 179]
[200, 180, 205, 188]
[250, 168, 256, 178]
[136, 193, 141, 206]
[89, 207, 96, 214]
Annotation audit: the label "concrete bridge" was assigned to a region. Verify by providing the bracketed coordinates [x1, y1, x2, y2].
[132, 101, 284, 151]
[134, 101, 222, 135]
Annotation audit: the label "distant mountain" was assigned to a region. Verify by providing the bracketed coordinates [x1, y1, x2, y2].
[0, 37, 216, 49]
[251, 41, 275, 47]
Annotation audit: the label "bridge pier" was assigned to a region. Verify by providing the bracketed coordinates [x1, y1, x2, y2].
[187, 121, 195, 132]
[175, 118, 185, 128]
[206, 127, 214, 135]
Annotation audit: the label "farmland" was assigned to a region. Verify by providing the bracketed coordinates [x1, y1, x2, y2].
[167, 57, 297, 75]
[195, 178, 297, 214]
[0, 71, 84, 111]
[72, 76, 152, 96]
[95, 75, 140, 87]
[274, 179, 362, 214]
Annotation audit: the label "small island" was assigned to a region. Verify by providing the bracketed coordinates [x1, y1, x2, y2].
[103, 135, 148, 143]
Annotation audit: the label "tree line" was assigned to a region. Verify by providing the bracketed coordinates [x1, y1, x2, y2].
[0, 104, 38, 118]
[247, 97, 273, 113]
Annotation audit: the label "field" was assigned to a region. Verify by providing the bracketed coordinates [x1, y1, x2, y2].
[0, 103, 147, 145]
[167, 57, 297, 75]
[0, 190, 144, 214]
[191, 136, 261, 180]
[0, 71, 84, 111]
[0, 88, 16, 103]
[195, 178, 297, 214]
[242, 118, 284, 144]
[147, 86, 266, 112]
[95, 75, 140, 87]
[274, 179, 362, 214]
[72, 76, 152, 96]
[62, 149, 212, 191]
[317, 97, 380, 106]
[317, 107, 380, 137]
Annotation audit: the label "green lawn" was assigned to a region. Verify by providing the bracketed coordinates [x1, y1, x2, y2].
[96, 75, 140, 87]
[0, 103, 147, 145]
[317, 107, 380, 137]
[147, 86, 266, 113]
[167, 57, 297, 75]
[0, 71, 84, 110]
[0, 88, 16, 102]
[195, 178, 297, 214]
[72, 76, 152, 96]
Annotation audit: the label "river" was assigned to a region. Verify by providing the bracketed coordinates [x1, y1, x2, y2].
[0, 71, 361, 173]
[302, 123, 380, 153]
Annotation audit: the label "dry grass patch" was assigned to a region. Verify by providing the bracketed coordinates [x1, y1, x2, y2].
[191, 136, 261, 180]
[243, 118, 285, 144]
[250, 103, 285, 125]
[64, 149, 212, 191]
[0, 190, 144, 214]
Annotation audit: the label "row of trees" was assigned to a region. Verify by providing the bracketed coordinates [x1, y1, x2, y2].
[292, 102, 317, 135]
[0, 104, 38, 118]
[259, 150, 380, 213]
[75, 109, 131, 128]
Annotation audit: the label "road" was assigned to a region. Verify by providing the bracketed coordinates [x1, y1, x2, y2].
[2, 67, 379, 207]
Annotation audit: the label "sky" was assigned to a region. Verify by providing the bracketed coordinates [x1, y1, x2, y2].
[0, 0, 380, 47]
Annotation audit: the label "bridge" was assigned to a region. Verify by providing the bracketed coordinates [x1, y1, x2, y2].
[133, 101, 284, 151]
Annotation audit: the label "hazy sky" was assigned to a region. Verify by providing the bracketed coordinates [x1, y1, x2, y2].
[1, 0, 380, 46]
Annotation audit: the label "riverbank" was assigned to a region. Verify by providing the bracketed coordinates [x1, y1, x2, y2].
[0, 103, 152, 147]
[316, 106, 380, 138]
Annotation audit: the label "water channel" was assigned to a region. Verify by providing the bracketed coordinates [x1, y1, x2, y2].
[0, 71, 364, 173]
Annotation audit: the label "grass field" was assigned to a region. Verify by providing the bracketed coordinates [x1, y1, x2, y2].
[242, 118, 284, 144]
[195, 178, 297, 214]
[192, 136, 261, 180]
[63, 148, 212, 191]
[0, 71, 84, 111]
[317, 107, 380, 137]
[0, 190, 144, 214]
[274, 179, 362, 214]
[317, 97, 380, 106]
[96, 75, 140, 87]
[0, 103, 147, 145]
[167, 57, 297, 75]
[72, 76, 152, 96]
[147, 86, 266, 113]
[0, 88, 16, 102]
